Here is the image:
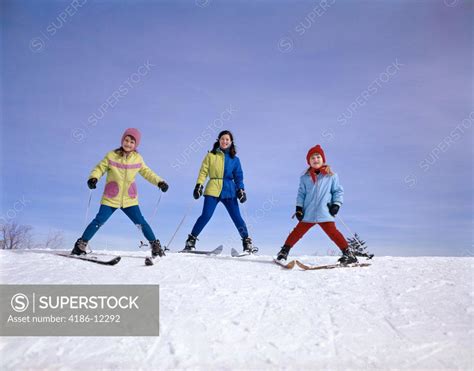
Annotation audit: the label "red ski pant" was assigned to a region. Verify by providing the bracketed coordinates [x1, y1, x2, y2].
[284, 221, 348, 251]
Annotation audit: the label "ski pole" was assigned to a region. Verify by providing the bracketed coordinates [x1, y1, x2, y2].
[164, 199, 196, 251]
[135, 192, 164, 249]
[152, 192, 162, 219]
[336, 214, 366, 252]
[84, 189, 93, 228]
[138, 192, 163, 249]
[135, 224, 148, 249]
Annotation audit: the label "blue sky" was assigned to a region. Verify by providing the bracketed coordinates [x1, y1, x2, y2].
[1, 0, 472, 256]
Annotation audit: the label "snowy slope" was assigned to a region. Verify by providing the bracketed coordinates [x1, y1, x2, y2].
[0, 249, 472, 370]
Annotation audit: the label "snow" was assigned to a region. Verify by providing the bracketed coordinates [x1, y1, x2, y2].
[1, 249, 472, 370]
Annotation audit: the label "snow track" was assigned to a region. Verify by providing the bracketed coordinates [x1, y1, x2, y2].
[0, 250, 472, 370]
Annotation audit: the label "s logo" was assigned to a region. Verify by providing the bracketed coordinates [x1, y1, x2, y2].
[11, 293, 29, 313]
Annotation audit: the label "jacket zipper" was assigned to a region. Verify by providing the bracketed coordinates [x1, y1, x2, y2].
[218, 150, 225, 178]
[315, 175, 320, 222]
[307, 175, 320, 222]
[221, 151, 225, 194]
[121, 154, 128, 207]
[218, 150, 225, 196]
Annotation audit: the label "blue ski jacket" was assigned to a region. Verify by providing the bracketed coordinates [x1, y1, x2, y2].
[197, 148, 244, 199]
[296, 172, 344, 223]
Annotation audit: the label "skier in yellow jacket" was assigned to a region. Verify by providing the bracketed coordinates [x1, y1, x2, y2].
[71, 128, 168, 257]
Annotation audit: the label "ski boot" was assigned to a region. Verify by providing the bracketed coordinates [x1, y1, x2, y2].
[150, 240, 165, 258]
[183, 234, 198, 251]
[276, 245, 291, 261]
[242, 237, 258, 254]
[71, 238, 88, 255]
[338, 249, 358, 265]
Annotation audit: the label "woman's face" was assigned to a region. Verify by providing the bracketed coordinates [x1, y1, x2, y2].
[219, 134, 232, 149]
[310, 153, 323, 169]
[122, 136, 136, 152]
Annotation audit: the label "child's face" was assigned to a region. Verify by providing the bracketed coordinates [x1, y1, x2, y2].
[219, 134, 232, 149]
[310, 153, 323, 169]
[122, 136, 136, 152]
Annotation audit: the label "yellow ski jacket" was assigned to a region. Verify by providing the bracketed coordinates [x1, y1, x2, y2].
[196, 149, 244, 198]
[89, 150, 163, 208]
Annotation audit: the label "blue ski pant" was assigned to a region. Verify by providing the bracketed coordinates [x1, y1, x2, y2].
[81, 204, 156, 242]
[191, 196, 249, 238]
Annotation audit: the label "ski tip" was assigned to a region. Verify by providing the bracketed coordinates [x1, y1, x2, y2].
[144, 256, 154, 266]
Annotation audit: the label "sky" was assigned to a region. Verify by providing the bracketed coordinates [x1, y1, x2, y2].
[1, 0, 472, 256]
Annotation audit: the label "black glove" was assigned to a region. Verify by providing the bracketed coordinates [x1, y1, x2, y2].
[158, 181, 169, 193]
[87, 178, 98, 189]
[193, 184, 203, 200]
[236, 189, 247, 203]
[295, 206, 304, 221]
[328, 203, 340, 217]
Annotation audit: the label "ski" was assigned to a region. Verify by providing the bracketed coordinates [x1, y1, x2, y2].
[56, 253, 121, 266]
[273, 259, 296, 269]
[295, 260, 371, 270]
[178, 245, 224, 256]
[92, 252, 146, 260]
[145, 245, 223, 266]
[230, 247, 259, 257]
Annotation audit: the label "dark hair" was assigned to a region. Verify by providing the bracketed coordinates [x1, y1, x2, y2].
[211, 130, 236, 158]
[114, 135, 138, 156]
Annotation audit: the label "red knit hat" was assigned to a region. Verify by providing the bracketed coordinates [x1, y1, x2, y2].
[306, 144, 326, 165]
[121, 128, 141, 148]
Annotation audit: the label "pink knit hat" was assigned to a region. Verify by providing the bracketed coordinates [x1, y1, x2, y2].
[121, 128, 141, 148]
